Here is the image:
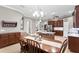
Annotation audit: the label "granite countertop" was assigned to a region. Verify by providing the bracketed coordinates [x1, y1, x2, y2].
[68, 33, 79, 37]
[37, 31, 55, 35]
[68, 28, 79, 37]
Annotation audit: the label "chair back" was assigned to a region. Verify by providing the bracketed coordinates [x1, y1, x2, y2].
[20, 40, 28, 53]
[26, 39, 40, 53]
[59, 39, 67, 53]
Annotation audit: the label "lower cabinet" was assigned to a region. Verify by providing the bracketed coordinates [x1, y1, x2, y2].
[0, 38, 8, 48]
[68, 36, 79, 52]
[54, 30, 63, 36]
[0, 32, 21, 48]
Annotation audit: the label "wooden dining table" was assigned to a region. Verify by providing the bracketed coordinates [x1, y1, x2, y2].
[23, 35, 63, 53]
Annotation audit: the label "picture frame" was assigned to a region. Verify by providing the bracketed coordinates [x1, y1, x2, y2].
[2, 21, 17, 27]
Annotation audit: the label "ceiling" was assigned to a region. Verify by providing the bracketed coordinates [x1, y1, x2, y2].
[1, 5, 75, 20]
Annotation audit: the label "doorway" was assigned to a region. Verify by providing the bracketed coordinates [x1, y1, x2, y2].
[24, 19, 30, 34]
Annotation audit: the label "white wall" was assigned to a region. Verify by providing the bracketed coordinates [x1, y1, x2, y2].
[63, 16, 73, 37]
[64, 16, 73, 29]
[0, 6, 22, 33]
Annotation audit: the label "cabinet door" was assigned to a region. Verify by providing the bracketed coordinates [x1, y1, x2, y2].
[48, 21, 54, 25]
[76, 11, 79, 28]
[57, 21, 59, 27]
[48, 21, 52, 25]
[75, 5, 79, 28]
[8, 33, 19, 45]
[0, 38, 8, 48]
[68, 36, 79, 52]
[54, 30, 63, 36]
[54, 21, 57, 27]
[57, 20, 63, 27]
[0, 34, 8, 48]
[61, 20, 63, 27]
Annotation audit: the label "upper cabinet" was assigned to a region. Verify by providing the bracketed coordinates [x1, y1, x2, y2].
[48, 20, 63, 36]
[48, 20, 63, 27]
[74, 5, 79, 28]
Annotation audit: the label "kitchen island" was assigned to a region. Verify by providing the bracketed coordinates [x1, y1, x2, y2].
[68, 33, 79, 52]
[37, 31, 55, 41]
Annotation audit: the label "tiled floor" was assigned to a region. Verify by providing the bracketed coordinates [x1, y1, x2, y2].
[0, 36, 71, 53]
[0, 43, 21, 53]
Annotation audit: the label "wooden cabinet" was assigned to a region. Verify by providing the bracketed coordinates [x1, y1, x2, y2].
[0, 32, 21, 48]
[48, 21, 53, 25]
[48, 20, 63, 27]
[74, 5, 79, 28]
[48, 20, 63, 36]
[58, 20, 63, 27]
[68, 36, 79, 52]
[54, 30, 63, 36]
[0, 34, 9, 48]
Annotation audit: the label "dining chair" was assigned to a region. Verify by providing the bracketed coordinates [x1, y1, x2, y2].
[26, 39, 41, 53]
[19, 32, 29, 53]
[20, 40, 28, 53]
[50, 39, 67, 53]
[59, 39, 68, 53]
